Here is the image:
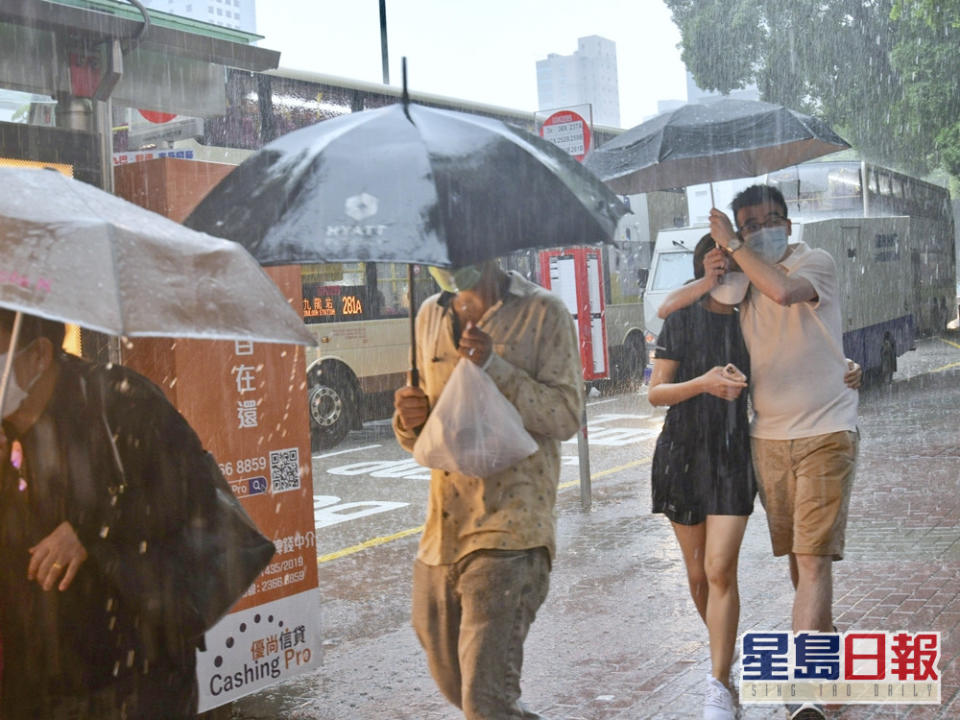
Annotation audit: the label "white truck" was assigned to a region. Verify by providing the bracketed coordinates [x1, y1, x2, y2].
[642, 216, 918, 382]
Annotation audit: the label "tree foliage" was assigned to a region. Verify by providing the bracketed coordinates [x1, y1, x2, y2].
[665, 0, 960, 179]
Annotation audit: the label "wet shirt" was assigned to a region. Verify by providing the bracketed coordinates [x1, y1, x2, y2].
[393, 272, 584, 565]
[651, 301, 753, 522]
[0, 354, 202, 712]
[739, 241, 859, 439]
[654, 300, 751, 431]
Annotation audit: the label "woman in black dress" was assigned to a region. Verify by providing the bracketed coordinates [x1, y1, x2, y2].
[648, 234, 754, 720]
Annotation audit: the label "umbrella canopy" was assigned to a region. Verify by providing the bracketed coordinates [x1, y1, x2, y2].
[185, 101, 628, 268]
[584, 98, 851, 194]
[0, 167, 316, 346]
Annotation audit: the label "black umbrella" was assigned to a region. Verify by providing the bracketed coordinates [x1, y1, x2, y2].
[584, 98, 851, 199]
[186, 74, 627, 383]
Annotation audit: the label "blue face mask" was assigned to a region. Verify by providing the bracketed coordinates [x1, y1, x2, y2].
[428, 265, 482, 293]
[745, 226, 789, 264]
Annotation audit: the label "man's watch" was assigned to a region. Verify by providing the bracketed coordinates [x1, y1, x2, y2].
[726, 236, 743, 253]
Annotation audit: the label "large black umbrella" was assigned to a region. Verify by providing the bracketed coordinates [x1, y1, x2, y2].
[186, 106, 625, 267]
[186, 90, 628, 382]
[584, 98, 850, 197]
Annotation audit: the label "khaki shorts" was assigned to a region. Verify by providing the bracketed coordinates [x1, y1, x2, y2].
[752, 430, 858, 560]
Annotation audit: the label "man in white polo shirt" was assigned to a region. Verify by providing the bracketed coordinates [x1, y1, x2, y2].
[710, 185, 859, 720]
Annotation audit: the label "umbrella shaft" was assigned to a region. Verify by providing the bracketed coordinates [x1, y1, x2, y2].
[0, 311, 23, 419]
[408, 264, 418, 387]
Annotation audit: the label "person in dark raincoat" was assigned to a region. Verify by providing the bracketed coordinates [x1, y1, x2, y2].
[0, 310, 210, 719]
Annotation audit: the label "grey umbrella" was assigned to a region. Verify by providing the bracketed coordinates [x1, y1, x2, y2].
[584, 98, 851, 198]
[0, 166, 316, 346]
[0, 166, 317, 425]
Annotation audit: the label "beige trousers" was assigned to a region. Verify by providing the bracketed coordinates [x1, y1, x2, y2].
[411, 548, 551, 720]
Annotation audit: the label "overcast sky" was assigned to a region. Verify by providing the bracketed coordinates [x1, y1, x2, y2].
[255, 0, 689, 127]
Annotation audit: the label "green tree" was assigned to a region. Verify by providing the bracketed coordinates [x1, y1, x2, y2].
[665, 0, 960, 179]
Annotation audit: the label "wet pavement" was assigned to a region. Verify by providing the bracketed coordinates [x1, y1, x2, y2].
[229, 332, 960, 719]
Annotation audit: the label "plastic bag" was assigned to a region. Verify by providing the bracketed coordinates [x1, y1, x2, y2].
[413, 358, 538, 477]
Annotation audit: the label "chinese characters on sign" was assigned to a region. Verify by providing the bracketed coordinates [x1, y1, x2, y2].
[740, 631, 941, 704]
[231, 340, 259, 430]
[538, 109, 592, 163]
[301, 284, 365, 321]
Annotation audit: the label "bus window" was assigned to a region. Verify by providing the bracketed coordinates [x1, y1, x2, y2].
[374, 263, 410, 318]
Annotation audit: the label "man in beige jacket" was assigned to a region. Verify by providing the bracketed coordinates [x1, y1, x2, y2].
[394, 260, 583, 720]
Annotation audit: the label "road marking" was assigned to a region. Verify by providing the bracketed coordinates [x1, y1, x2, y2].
[317, 525, 425, 565]
[314, 443, 381, 459]
[315, 496, 409, 529]
[317, 456, 653, 565]
[558, 456, 651, 490]
[326, 458, 431, 479]
[586, 397, 622, 407]
[938, 337, 960, 351]
[931, 360, 960, 372]
[563, 427, 659, 446]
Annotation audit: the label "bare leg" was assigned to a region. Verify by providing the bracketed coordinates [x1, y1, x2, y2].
[671, 521, 708, 623]
[704, 515, 749, 686]
[792, 553, 833, 632]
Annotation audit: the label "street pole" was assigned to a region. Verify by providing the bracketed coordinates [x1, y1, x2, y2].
[577, 404, 591, 510]
[379, 0, 390, 84]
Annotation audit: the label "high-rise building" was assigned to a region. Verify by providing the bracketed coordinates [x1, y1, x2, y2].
[536, 35, 621, 128]
[139, 0, 257, 33]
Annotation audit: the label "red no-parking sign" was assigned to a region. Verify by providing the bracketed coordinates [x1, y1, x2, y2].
[539, 110, 592, 162]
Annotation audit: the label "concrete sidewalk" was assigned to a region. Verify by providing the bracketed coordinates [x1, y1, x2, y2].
[527, 361, 960, 720]
[232, 335, 960, 720]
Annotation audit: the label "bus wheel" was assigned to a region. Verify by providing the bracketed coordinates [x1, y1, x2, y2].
[307, 365, 357, 451]
[880, 335, 897, 384]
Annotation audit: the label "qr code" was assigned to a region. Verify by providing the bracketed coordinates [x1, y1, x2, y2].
[269, 447, 301, 494]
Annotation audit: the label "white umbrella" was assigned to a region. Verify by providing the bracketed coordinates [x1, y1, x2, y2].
[0, 166, 317, 412]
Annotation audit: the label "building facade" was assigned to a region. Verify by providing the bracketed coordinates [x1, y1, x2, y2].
[536, 35, 620, 128]
[140, 0, 256, 32]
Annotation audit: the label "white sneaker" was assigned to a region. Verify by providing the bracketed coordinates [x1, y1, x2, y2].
[704, 674, 736, 720]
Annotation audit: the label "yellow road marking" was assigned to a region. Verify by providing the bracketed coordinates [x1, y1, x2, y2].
[939, 337, 960, 351]
[931, 360, 960, 373]
[318, 456, 653, 565]
[318, 525, 424, 565]
[558, 456, 651, 490]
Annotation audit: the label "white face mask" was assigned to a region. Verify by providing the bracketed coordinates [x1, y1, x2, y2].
[709, 271, 750, 305]
[0, 344, 39, 418]
[745, 226, 789, 264]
